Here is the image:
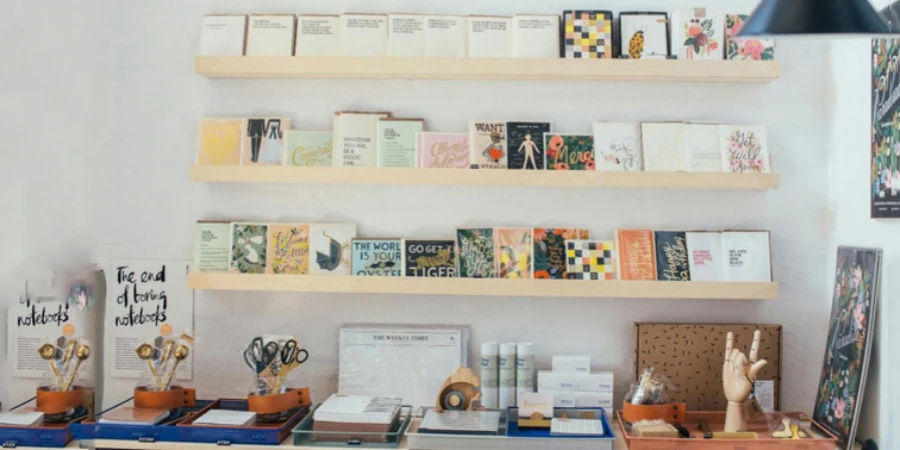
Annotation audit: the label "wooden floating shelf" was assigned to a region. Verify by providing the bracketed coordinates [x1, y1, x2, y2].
[187, 272, 778, 300]
[190, 165, 780, 190]
[194, 56, 781, 82]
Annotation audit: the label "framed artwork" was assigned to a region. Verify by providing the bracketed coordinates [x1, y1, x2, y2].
[813, 247, 882, 449]
[871, 38, 900, 217]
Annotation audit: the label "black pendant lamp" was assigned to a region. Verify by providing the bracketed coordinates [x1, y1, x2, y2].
[738, 0, 893, 36]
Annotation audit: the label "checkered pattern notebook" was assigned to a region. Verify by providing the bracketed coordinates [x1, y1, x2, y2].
[562, 10, 613, 59]
[566, 240, 617, 280]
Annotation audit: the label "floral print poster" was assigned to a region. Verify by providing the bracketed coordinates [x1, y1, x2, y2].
[725, 14, 776, 60]
[813, 247, 882, 449]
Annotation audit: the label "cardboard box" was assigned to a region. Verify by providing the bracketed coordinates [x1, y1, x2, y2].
[574, 372, 614, 392]
[633, 323, 782, 411]
[552, 355, 591, 374]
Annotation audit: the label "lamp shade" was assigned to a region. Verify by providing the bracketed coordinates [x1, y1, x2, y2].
[738, 0, 892, 36]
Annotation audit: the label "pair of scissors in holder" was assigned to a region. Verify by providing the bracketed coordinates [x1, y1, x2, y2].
[243, 337, 279, 376]
[277, 339, 309, 377]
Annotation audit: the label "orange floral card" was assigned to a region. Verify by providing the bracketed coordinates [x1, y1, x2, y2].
[266, 224, 310, 275]
[617, 229, 657, 280]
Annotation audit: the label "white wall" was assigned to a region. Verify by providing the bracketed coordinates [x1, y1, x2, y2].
[828, 38, 898, 448]
[1, 0, 839, 424]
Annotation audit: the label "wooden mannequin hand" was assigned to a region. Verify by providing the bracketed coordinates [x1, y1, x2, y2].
[723, 330, 767, 432]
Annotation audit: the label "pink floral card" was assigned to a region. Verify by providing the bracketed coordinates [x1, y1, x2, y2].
[725, 14, 775, 60]
[719, 124, 770, 173]
[671, 8, 724, 60]
[416, 132, 470, 168]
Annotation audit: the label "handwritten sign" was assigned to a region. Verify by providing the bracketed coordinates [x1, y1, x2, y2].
[104, 259, 193, 379]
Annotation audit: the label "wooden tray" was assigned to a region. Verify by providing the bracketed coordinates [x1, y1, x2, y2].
[617, 411, 838, 450]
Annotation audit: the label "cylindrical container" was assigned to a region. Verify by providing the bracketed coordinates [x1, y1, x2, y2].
[499, 342, 517, 409]
[480, 342, 500, 409]
[516, 342, 535, 401]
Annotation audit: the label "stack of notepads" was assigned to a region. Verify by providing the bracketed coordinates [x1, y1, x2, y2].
[196, 221, 774, 283]
[312, 394, 402, 443]
[192, 410, 257, 427]
[0, 410, 44, 427]
[197, 115, 772, 175]
[199, 10, 774, 61]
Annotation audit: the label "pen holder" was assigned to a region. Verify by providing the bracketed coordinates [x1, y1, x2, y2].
[621, 401, 687, 423]
[247, 376, 311, 423]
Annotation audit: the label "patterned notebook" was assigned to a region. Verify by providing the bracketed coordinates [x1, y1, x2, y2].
[725, 14, 775, 60]
[230, 223, 268, 274]
[266, 224, 310, 275]
[495, 228, 533, 279]
[565, 240, 617, 280]
[534, 228, 591, 279]
[457, 227, 496, 278]
[545, 134, 595, 170]
[562, 10, 613, 59]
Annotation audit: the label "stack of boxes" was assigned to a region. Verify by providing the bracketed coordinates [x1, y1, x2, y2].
[537, 355, 613, 410]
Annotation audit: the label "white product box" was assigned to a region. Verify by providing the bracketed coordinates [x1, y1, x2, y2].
[573, 372, 614, 392]
[539, 390, 577, 408]
[552, 355, 591, 374]
[573, 391, 613, 409]
[538, 371, 576, 391]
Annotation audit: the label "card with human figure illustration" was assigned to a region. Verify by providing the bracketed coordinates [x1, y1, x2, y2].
[507, 122, 551, 170]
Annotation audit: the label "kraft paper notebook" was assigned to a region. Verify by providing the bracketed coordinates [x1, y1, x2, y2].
[617, 229, 657, 280]
[416, 132, 469, 168]
[198, 118, 242, 165]
[495, 228, 533, 279]
[296, 15, 340, 56]
[266, 224, 310, 275]
[534, 228, 590, 279]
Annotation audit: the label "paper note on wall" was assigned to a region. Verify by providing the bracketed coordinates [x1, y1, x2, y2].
[8, 274, 95, 379]
[104, 259, 194, 379]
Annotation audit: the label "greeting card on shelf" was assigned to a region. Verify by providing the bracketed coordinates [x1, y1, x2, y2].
[513, 14, 559, 58]
[469, 121, 508, 169]
[425, 15, 468, 57]
[534, 228, 590, 279]
[339, 13, 389, 56]
[378, 118, 424, 168]
[654, 231, 691, 281]
[351, 239, 404, 276]
[496, 228, 533, 279]
[230, 223, 268, 274]
[721, 230, 772, 282]
[195, 221, 231, 273]
[671, 8, 724, 60]
[562, 10, 613, 59]
[592, 122, 643, 172]
[310, 223, 357, 276]
[720, 125, 770, 173]
[617, 229, 657, 280]
[246, 15, 295, 56]
[198, 118, 242, 166]
[417, 132, 470, 169]
[334, 111, 391, 168]
[686, 231, 723, 281]
[457, 227, 496, 278]
[468, 16, 513, 58]
[641, 122, 686, 172]
[296, 15, 340, 56]
[545, 134, 595, 171]
[241, 118, 290, 166]
[388, 13, 425, 57]
[565, 240, 617, 280]
[685, 123, 723, 172]
[406, 240, 457, 277]
[620, 12, 669, 59]
[507, 122, 551, 170]
[266, 224, 310, 275]
[199, 15, 247, 56]
[725, 14, 775, 60]
[284, 131, 333, 167]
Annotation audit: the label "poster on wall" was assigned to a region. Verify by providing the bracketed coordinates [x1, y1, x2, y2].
[7, 274, 98, 379]
[813, 247, 882, 449]
[871, 38, 900, 217]
[103, 259, 194, 379]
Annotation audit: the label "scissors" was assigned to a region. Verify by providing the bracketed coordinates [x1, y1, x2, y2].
[278, 339, 309, 374]
[243, 337, 279, 375]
